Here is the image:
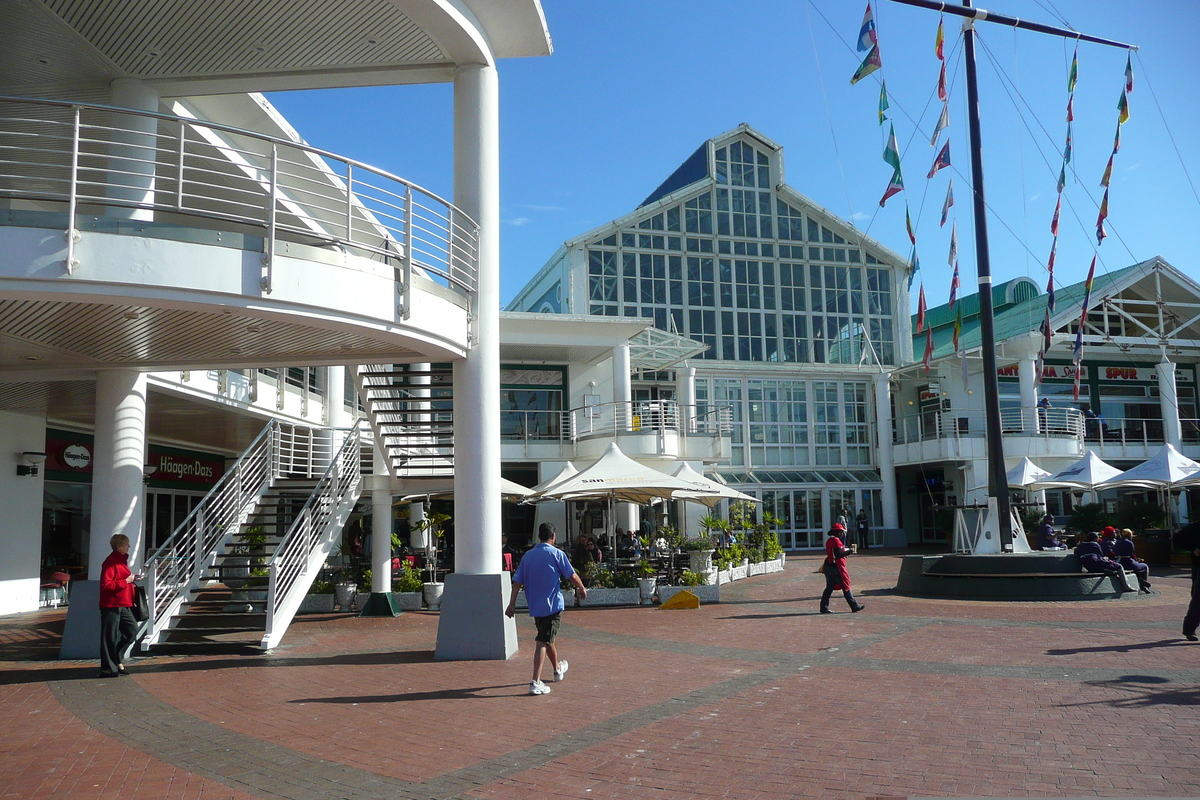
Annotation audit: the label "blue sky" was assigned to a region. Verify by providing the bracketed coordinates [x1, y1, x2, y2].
[267, 0, 1200, 311]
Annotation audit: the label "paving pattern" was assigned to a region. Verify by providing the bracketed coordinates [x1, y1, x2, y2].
[2, 553, 1197, 799]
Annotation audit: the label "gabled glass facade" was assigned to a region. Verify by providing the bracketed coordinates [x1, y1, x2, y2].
[586, 138, 897, 366]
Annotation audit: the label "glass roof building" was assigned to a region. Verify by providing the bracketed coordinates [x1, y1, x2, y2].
[509, 124, 912, 548]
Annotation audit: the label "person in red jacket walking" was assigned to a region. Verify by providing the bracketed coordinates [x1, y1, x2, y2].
[820, 523, 865, 614]
[99, 533, 140, 678]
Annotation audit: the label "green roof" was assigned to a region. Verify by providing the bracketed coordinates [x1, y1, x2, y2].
[912, 262, 1148, 361]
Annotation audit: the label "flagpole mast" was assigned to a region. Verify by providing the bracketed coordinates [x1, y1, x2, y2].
[957, 0, 1013, 550]
[885, 0, 1135, 553]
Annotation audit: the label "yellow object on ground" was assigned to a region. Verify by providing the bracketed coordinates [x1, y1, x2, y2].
[660, 590, 699, 609]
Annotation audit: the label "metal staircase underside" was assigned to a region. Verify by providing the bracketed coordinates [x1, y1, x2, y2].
[357, 364, 454, 480]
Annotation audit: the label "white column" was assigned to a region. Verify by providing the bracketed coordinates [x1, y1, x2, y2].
[371, 489, 393, 594]
[1018, 357, 1038, 431]
[438, 63, 515, 660]
[409, 501, 427, 550]
[90, 370, 148, 574]
[613, 344, 632, 431]
[107, 78, 160, 221]
[451, 65, 500, 577]
[873, 374, 899, 529]
[1158, 359, 1183, 449]
[820, 487, 831, 544]
[677, 365, 696, 433]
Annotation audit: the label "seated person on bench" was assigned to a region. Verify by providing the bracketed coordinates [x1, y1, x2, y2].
[1074, 532, 1135, 593]
[1037, 514, 1067, 550]
[1113, 528, 1152, 593]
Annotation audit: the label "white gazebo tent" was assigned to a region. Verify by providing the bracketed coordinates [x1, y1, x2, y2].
[1006, 457, 1052, 489]
[1031, 450, 1126, 502]
[531, 461, 579, 494]
[1096, 443, 1200, 527]
[668, 461, 761, 543]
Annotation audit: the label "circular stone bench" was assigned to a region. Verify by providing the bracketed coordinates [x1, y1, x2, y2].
[896, 552, 1140, 600]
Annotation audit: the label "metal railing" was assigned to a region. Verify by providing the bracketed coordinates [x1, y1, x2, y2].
[1083, 416, 1165, 447]
[262, 420, 367, 649]
[569, 400, 732, 441]
[501, 409, 570, 443]
[142, 420, 278, 647]
[892, 406, 1084, 445]
[0, 95, 478, 296]
[141, 421, 346, 648]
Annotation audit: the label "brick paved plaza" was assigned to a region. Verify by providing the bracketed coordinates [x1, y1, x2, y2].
[2, 553, 1197, 799]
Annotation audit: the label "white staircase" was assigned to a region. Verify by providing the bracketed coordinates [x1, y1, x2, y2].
[356, 364, 455, 480]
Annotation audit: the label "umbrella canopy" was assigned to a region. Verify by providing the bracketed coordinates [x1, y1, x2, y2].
[1007, 457, 1052, 489]
[531, 461, 579, 494]
[1099, 443, 1200, 490]
[668, 461, 761, 507]
[396, 476, 533, 503]
[1031, 450, 1124, 491]
[530, 442, 705, 504]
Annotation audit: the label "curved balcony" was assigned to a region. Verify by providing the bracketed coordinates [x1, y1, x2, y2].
[891, 406, 1084, 467]
[0, 96, 477, 374]
[499, 401, 732, 462]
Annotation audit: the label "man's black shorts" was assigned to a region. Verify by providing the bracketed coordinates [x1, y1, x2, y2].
[534, 612, 561, 644]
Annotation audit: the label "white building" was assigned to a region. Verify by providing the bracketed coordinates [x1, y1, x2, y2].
[509, 124, 912, 548]
[0, 0, 558, 660]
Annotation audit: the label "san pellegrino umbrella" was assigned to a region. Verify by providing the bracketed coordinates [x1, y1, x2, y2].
[668, 461, 761, 508]
[531, 461, 579, 494]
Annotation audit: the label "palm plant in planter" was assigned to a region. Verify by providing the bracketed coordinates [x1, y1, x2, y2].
[635, 558, 657, 604]
[393, 563, 425, 610]
[412, 510, 451, 610]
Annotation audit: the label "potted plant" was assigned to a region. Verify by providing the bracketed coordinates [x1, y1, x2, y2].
[577, 561, 639, 606]
[334, 572, 357, 612]
[413, 511, 450, 610]
[225, 524, 267, 591]
[300, 578, 336, 613]
[681, 535, 716, 573]
[354, 568, 373, 611]
[393, 562, 424, 610]
[635, 559, 657, 604]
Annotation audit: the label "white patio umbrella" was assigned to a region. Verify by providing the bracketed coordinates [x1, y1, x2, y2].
[396, 476, 534, 503]
[1097, 443, 1200, 491]
[530, 442, 706, 504]
[1006, 457, 1052, 490]
[530, 461, 579, 494]
[667, 461, 761, 508]
[1031, 450, 1125, 495]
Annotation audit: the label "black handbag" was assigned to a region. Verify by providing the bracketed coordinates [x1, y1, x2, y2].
[132, 584, 149, 622]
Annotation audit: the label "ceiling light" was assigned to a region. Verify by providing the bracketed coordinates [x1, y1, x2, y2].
[23, 355, 39, 361]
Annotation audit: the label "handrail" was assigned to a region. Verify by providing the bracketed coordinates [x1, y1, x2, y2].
[262, 420, 366, 649]
[568, 400, 732, 441]
[142, 419, 279, 647]
[1084, 416, 1167, 447]
[0, 95, 478, 295]
[892, 406, 1085, 445]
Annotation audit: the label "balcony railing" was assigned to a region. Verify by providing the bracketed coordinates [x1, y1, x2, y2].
[893, 406, 1084, 445]
[1083, 416, 1165, 447]
[0, 96, 478, 296]
[568, 401, 732, 441]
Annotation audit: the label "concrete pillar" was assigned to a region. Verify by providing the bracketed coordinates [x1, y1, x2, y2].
[820, 487, 831, 544]
[873, 374, 899, 529]
[107, 78, 160, 221]
[438, 62, 515, 660]
[677, 365, 696, 433]
[1018, 358, 1038, 432]
[1158, 359, 1183, 450]
[321, 366, 350, 468]
[371, 445, 392, 595]
[61, 369, 147, 659]
[613, 344, 632, 431]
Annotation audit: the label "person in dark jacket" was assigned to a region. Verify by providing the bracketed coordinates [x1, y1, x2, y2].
[855, 510, 870, 551]
[1074, 532, 1135, 593]
[1037, 514, 1066, 550]
[1113, 528, 1151, 593]
[1099, 526, 1119, 559]
[820, 523, 864, 614]
[1178, 521, 1200, 641]
[99, 533, 140, 678]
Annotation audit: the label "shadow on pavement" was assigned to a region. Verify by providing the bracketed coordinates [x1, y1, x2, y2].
[289, 684, 525, 704]
[1046, 639, 1192, 656]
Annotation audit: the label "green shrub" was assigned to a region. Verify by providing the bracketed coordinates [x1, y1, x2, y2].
[358, 568, 373, 593]
[1115, 500, 1167, 532]
[680, 570, 709, 587]
[309, 579, 334, 595]
[394, 564, 423, 593]
[1067, 503, 1113, 533]
[611, 570, 639, 589]
[681, 536, 714, 552]
[635, 559, 656, 577]
[580, 561, 614, 588]
[747, 548, 763, 564]
[763, 531, 783, 559]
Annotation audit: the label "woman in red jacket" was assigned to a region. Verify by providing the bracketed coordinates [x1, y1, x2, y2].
[99, 533, 140, 677]
[820, 523, 865, 614]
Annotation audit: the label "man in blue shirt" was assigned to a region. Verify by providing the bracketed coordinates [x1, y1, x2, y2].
[505, 523, 587, 695]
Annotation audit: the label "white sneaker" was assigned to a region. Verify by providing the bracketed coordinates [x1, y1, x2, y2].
[553, 660, 569, 682]
[528, 680, 551, 695]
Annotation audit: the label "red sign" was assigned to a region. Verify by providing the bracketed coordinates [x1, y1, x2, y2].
[44, 429, 224, 487]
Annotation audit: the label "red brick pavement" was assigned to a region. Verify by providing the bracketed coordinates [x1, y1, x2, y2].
[0, 553, 1196, 799]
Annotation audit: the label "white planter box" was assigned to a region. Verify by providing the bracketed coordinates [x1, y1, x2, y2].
[717, 569, 731, 585]
[658, 584, 720, 604]
[578, 587, 640, 607]
[748, 562, 765, 576]
[687, 550, 715, 573]
[730, 565, 748, 581]
[515, 589, 574, 610]
[299, 594, 335, 613]
[395, 592, 423, 611]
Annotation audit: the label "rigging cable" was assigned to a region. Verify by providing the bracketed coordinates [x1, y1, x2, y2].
[805, 0, 860, 235]
[1135, 51, 1200, 212]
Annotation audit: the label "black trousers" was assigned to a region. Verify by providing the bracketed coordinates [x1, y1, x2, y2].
[100, 606, 137, 675]
[1184, 562, 1200, 638]
[820, 567, 860, 611]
